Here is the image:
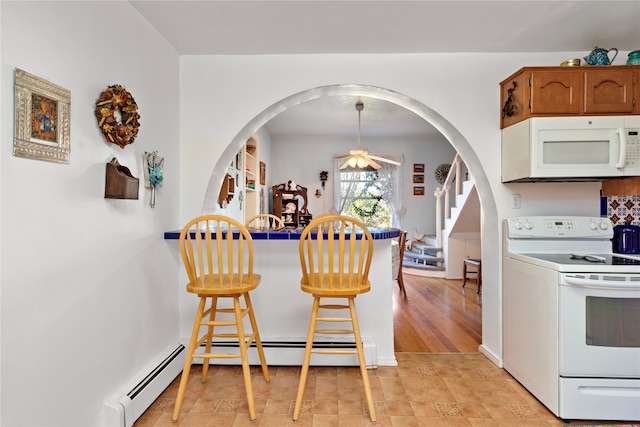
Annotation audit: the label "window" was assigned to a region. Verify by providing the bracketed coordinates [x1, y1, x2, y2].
[334, 156, 404, 229]
[339, 169, 391, 227]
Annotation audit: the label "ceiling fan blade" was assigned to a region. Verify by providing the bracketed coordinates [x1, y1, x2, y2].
[367, 154, 401, 166]
[366, 157, 382, 169]
[339, 159, 351, 169]
[334, 153, 351, 159]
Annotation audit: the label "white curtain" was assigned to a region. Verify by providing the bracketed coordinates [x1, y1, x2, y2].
[377, 157, 405, 230]
[333, 159, 358, 213]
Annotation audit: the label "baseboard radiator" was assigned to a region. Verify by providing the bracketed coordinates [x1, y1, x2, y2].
[103, 339, 376, 426]
[103, 344, 186, 427]
[197, 339, 378, 368]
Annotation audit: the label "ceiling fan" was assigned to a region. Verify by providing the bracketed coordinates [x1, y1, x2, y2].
[334, 102, 401, 170]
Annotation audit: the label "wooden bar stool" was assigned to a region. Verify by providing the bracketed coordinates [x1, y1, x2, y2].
[245, 213, 284, 230]
[172, 215, 269, 422]
[462, 258, 481, 294]
[395, 230, 407, 295]
[293, 215, 376, 423]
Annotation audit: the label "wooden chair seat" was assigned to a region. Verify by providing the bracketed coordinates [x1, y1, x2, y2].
[172, 215, 269, 423]
[301, 273, 371, 296]
[186, 273, 262, 295]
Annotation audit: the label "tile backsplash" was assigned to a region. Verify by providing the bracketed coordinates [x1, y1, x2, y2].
[601, 194, 640, 225]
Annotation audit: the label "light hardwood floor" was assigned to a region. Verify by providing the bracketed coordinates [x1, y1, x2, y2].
[393, 273, 482, 353]
[133, 273, 632, 426]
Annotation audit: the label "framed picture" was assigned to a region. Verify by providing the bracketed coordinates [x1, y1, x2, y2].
[260, 161, 266, 185]
[14, 69, 71, 164]
[414, 186, 425, 196]
[413, 174, 424, 183]
[413, 163, 425, 173]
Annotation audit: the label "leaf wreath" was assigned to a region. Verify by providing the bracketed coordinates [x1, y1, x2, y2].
[95, 84, 140, 149]
[351, 196, 383, 218]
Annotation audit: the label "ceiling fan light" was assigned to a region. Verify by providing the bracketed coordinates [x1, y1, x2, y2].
[348, 157, 358, 167]
[356, 157, 367, 168]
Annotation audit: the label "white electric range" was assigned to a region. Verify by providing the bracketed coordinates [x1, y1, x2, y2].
[503, 216, 640, 422]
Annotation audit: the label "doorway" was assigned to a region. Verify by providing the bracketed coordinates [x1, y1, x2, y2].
[201, 84, 498, 359]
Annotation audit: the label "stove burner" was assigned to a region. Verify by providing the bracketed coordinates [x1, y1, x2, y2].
[570, 254, 606, 263]
[612, 256, 640, 266]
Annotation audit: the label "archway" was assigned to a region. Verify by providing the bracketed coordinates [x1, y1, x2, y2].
[201, 84, 500, 363]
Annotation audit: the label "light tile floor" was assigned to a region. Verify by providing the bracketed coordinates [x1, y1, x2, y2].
[133, 352, 634, 427]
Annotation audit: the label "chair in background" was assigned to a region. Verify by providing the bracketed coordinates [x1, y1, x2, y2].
[292, 215, 376, 423]
[172, 215, 269, 422]
[395, 230, 407, 295]
[245, 213, 284, 230]
[462, 258, 482, 294]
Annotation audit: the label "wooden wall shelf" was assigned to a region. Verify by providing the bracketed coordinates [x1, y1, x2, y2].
[105, 158, 139, 200]
[218, 173, 235, 207]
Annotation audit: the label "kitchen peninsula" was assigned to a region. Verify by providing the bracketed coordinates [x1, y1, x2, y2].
[164, 227, 401, 367]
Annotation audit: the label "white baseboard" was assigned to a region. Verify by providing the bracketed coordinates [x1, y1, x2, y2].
[103, 344, 186, 427]
[479, 344, 502, 368]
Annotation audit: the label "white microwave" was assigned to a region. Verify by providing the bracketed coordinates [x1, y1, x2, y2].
[502, 116, 640, 182]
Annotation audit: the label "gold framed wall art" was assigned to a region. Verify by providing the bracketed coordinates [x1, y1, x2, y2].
[260, 161, 266, 185]
[14, 68, 71, 164]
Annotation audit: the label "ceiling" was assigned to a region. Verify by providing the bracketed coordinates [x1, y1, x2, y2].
[129, 1, 640, 138]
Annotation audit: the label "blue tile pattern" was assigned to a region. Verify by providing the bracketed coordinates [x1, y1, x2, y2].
[164, 227, 400, 240]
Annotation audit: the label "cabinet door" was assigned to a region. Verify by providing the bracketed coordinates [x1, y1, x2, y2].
[530, 70, 582, 115]
[585, 68, 635, 114]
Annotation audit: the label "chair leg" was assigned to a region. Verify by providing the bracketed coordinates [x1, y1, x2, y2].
[233, 296, 257, 422]
[397, 273, 406, 295]
[348, 298, 377, 423]
[462, 262, 468, 288]
[244, 293, 269, 383]
[201, 296, 217, 382]
[293, 296, 320, 421]
[172, 297, 206, 422]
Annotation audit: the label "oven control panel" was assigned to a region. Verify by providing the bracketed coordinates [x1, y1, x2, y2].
[506, 216, 613, 239]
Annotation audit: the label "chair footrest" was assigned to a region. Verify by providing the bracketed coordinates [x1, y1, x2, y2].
[194, 353, 241, 359]
[201, 320, 236, 327]
[311, 349, 357, 355]
[315, 329, 352, 334]
[317, 316, 351, 322]
[319, 304, 349, 309]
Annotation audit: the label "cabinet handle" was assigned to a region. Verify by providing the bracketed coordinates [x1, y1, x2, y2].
[616, 128, 626, 169]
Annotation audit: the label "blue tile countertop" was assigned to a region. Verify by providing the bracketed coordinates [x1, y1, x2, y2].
[164, 227, 401, 240]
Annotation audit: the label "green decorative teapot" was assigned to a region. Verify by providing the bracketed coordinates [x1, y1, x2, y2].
[584, 46, 618, 65]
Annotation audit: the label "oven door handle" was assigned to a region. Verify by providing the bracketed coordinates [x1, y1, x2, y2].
[563, 275, 640, 290]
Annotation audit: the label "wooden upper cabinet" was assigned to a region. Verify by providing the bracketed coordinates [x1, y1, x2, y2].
[584, 68, 635, 114]
[500, 65, 639, 128]
[500, 69, 528, 128]
[530, 70, 582, 115]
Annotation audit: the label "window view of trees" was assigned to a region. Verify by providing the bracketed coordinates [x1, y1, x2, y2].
[339, 169, 391, 228]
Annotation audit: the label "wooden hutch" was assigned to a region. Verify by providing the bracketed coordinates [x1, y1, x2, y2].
[272, 182, 312, 227]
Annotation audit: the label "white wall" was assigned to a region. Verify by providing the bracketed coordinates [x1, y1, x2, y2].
[1, 2, 180, 426]
[179, 53, 608, 366]
[269, 134, 456, 234]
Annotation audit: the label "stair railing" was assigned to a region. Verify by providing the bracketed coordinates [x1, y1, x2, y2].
[434, 153, 464, 248]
